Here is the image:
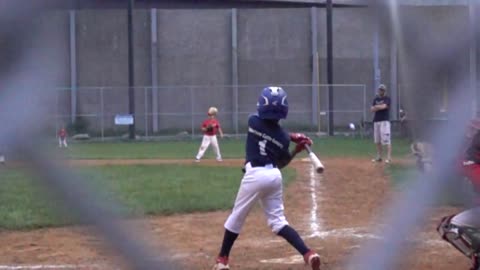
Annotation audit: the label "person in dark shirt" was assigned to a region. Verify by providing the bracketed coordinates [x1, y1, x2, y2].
[370, 84, 392, 163]
[212, 86, 321, 270]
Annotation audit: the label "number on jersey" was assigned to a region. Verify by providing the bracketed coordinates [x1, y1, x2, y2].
[259, 139, 267, 156]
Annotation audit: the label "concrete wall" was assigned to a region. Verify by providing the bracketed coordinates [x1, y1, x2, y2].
[39, 5, 480, 135]
[398, 6, 471, 122]
[0, 11, 70, 134]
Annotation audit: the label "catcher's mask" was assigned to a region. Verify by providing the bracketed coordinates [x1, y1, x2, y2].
[438, 214, 480, 262]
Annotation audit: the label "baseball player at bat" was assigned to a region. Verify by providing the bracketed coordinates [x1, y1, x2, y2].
[438, 119, 480, 270]
[212, 86, 321, 270]
[195, 107, 223, 162]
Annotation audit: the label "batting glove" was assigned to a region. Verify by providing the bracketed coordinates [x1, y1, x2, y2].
[294, 138, 313, 154]
[290, 133, 309, 144]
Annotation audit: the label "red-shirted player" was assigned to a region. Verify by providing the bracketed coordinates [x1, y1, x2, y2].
[195, 107, 223, 162]
[58, 127, 68, 148]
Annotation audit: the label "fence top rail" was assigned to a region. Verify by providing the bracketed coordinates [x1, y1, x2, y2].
[54, 84, 367, 91]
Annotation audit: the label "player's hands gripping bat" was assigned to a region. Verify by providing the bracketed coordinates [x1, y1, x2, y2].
[305, 145, 324, 174]
[290, 133, 313, 154]
[290, 133, 323, 173]
[290, 133, 309, 144]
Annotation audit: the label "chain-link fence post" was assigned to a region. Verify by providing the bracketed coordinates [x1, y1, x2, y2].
[144, 87, 148, 139]
[190, 86, 195, 140]
[100, 87, 104, 141]
[326, 84, 331, 135]
[363, 84, 367, 124]
[55, 88, 59, 139]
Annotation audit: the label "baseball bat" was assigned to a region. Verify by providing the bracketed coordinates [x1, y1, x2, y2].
[305, 145, 324, 174]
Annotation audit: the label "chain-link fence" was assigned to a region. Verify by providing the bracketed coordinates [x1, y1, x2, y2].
[52, 84, 367, 140]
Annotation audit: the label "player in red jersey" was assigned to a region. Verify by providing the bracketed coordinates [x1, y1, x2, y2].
[58, 127, 68, 148]
[195, 107, 223, 162]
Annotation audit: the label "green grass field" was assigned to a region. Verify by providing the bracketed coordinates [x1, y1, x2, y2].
[63, 137, 412, 160]
[0, 165, 296, 230]
[1, 137, 412, 230]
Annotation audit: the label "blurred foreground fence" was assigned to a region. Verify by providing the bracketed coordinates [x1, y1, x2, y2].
[53, 84, 367, 139]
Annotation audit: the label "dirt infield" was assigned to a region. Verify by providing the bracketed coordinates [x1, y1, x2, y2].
[0, 158, 470, 270]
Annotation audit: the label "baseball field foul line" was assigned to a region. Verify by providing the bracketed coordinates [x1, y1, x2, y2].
[308, 164, 323, 237]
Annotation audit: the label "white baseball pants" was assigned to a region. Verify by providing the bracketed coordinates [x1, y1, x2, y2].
[59, 138, 68, 148]
[224, 162, 289, 234]
[196, 135, 221, 160]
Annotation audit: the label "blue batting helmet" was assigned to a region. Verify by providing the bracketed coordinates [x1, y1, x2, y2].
[257, 86, 288, 120]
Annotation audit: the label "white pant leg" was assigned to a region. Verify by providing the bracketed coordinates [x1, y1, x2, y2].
[380, 121, 391, 145]
[63, 138, 68, 147]
[59, 138, 63, 147]
[224, 164, 284, 234]
[224, 168, 262, 233]
[373, 122, 381, 144]
[210, 135, 222, 160]
[259, 169, 288, 233]
[196, 135, 211, 159]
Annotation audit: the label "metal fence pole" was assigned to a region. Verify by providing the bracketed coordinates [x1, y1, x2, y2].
[100, 87, 104, 141]
[326, 0, 334, 136]
[363, 84, 367, 138]
[470, 0, 477, 118]
[326, 84, 331, 135]
[363, 84, 367, 123]
[390, 22, 399, 121]
[127, 0, 136, 140]
[231, 9, 239, 136]
[69, 11, 77, 125]
[311, 7, 319, 127]
[190, 87, 195, 139]
[151, 9, 159, 133]
[55, 88, 59, 139]
[144, 87, 148, 138]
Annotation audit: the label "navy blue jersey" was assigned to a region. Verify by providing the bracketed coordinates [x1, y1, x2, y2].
[245, 115, 291, 166]
[372, 96, 391, 122]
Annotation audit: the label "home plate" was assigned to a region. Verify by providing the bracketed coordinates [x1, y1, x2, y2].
[260, 255, 304, 264]
[301, 158, 310, 162]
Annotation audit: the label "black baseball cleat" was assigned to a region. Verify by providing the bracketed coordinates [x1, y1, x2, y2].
[371, 158, 382, 163]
